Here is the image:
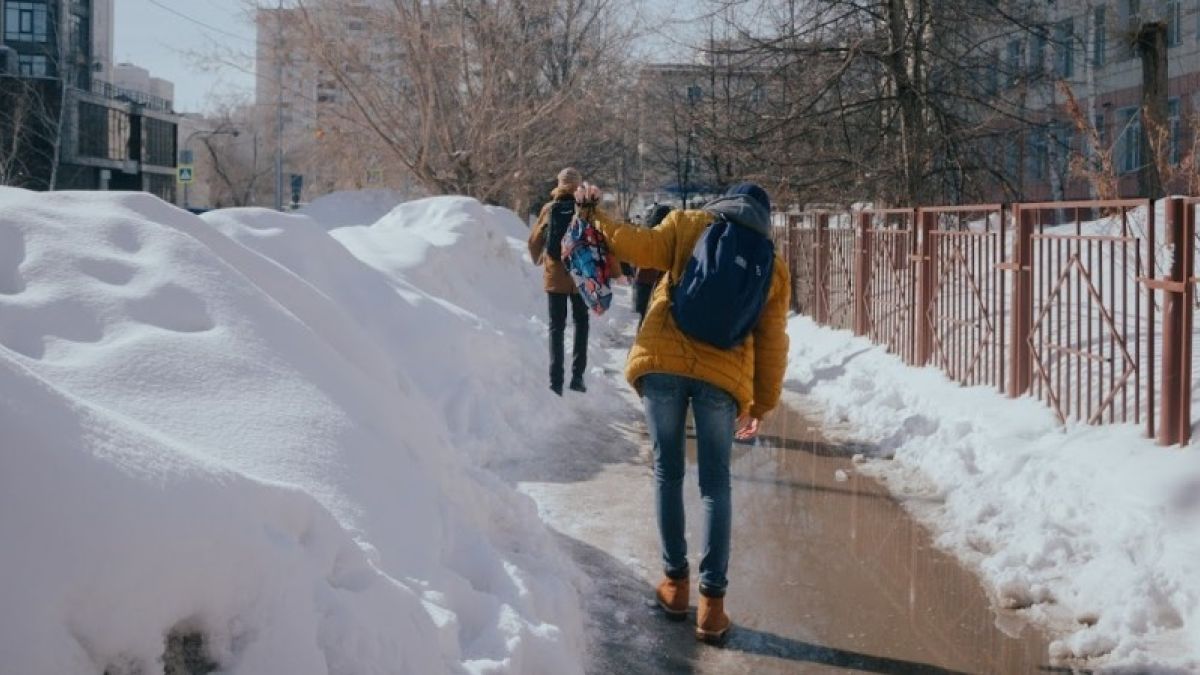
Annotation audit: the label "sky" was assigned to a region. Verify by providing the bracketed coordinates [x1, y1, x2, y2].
[113, 0, 259, 113]
[112, 0, 706, 114]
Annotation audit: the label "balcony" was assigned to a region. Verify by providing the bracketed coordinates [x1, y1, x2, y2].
[89, 79, 173, 114]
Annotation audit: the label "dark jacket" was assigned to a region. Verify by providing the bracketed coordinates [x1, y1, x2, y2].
[634, 204, 673, 286]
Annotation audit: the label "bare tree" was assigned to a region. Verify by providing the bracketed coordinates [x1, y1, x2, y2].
[655, 0, 1097, 207]
[271, 0, 636, 211]
[0, 76, 64, 189]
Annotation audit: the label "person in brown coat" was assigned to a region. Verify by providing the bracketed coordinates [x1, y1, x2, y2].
[528, 168, 589, 396]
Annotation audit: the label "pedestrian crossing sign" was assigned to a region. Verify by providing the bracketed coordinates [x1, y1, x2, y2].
[177, 165, 194, 184]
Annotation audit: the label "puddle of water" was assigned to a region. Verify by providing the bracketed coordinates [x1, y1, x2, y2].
[728, 405, 1056, 674]
[516, 403, 1065, 674]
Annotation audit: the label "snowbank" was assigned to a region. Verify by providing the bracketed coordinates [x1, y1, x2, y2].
[298, 188, 421, 229]
[0, 188, 584, 674]
[324, 196, 625, 463]
[786, 315, 1200, 670]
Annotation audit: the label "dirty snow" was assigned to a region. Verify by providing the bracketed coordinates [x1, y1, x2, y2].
[0, 188, 589, 674]
[786, 314, 1200, 671]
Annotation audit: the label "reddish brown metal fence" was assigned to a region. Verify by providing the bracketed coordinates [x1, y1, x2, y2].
[1015, 201, 1154, 435]
[826, 217, 857, 332]
[777, 199, 1196, 446]
[922, 205, 1008, 392]
[860, 209, 918, 363]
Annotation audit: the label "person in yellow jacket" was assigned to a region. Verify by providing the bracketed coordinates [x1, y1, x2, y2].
[593, 182, 790, 643]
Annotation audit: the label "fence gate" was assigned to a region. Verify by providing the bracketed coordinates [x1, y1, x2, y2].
[825, 213, 857, 331]
[921, 205, 1009, 391]
[859, 209, 918, 363]
[789, 214, 821, 317]
[1011, 200, 1156, 435]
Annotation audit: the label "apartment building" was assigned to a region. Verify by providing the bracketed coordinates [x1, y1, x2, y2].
[255, 3, 405, 198]
[983, 0, 1200, 200]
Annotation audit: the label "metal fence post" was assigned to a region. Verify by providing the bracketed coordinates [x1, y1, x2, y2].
[913, 209, 935, 366]
[854, 211, 871, 336]
[1183, 203, 1195, 445]
[1158, 197, 1192, 445]
[787, 215, 799, 313]
[815, 213, 830, 325]
[786, 214, 800, 313]
[1007, 205, 1035, 398]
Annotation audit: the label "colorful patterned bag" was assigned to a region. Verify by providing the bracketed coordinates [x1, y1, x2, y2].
[561, 212, 619, 315]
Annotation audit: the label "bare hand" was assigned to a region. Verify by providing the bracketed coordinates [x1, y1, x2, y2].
[735, 416, 760, 441]
[574, 183, 600, 206]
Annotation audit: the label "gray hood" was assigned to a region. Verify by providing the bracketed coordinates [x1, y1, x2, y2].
[703, 195, 771, 236]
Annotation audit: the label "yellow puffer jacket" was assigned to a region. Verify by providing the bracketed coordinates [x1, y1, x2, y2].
[596, 208, 791, 418]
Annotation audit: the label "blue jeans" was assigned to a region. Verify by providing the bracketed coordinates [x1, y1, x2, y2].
[641, 373, 736, 597]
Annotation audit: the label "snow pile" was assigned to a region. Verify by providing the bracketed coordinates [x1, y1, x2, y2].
[0, 188, 584, 674]
[322, 196, 624, 462]
[786, 315, 1200, 670]
[298, 188, 421, 229]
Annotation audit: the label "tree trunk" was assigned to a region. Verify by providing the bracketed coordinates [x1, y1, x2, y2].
[885, 0, 925, 204]
[1138, 22, 1168, 199]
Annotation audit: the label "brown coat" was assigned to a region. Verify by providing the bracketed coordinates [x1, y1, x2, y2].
[527, 187, 578, 294]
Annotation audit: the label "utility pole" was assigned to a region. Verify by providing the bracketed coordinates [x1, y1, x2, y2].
[274, 0, 285, 211]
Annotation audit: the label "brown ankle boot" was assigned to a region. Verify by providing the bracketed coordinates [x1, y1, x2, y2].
[696, 594, 731, 642]
[655, 576, 689, 620]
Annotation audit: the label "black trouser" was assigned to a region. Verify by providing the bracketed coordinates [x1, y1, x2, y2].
[634, 282, 654, 330]
[549, 292, 588, 387]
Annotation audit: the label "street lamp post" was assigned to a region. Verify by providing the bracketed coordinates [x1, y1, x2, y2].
[182, 128, 239, 210]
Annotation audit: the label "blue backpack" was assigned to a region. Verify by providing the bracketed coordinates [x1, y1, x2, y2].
[670, 216, 775, 349]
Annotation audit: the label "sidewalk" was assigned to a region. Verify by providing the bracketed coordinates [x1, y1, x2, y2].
[503, 398, 1067, 673]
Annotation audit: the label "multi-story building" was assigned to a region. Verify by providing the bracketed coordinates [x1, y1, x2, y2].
[0, 0, 179, 199]
[255, 3, 412, 200]
[970, 1, 1200, 201]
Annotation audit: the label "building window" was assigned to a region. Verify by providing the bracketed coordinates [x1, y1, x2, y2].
[107, 109, 131, 162]
[147, 174, 176, 204]
[1007, 39, 1023, 86]
[78, 103, 133, 162]
[1049, 123, 1074, 177]
[985, 53, 999, 95]
[1167, 1, 1182, 46]
[4, 2, 50, 43]
[1030, 27, 1047, 75]
[686, 85, 702, 104]
[1093, 7, 1107, 67]
[1027, 127, 1047, 181]
[78, 103, 107, 159]
[1121, 0, 1141, 59]
[1116, 107, 1141, 174]
[1090, 112, 1108, 158]
[69, 13, 88, 55]
[1006, 136, 1020, 181]
[143, 118, 176, 167]
[1055, 19, 1075, 78]
[17, 54, 48, 77]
